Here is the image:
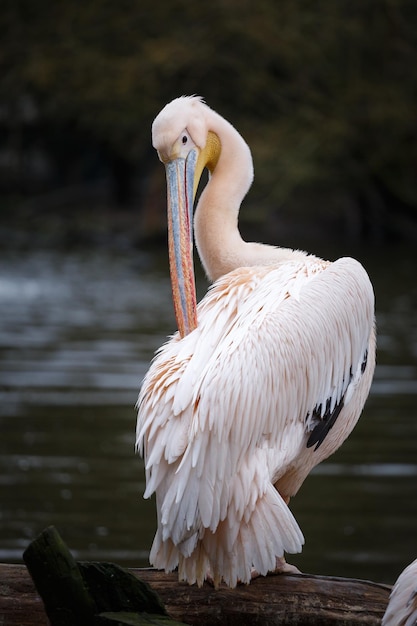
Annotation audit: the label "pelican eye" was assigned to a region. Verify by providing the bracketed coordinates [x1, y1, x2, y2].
[182, 135, 188, 144]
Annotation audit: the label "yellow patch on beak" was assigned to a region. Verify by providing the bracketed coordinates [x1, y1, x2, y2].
[193, 131, 221, 198]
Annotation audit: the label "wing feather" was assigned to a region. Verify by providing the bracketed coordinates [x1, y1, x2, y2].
[136, 255, 374, 577]
[382, 559, 417, 626]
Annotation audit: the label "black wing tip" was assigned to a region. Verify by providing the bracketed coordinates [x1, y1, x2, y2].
[306, 426, 326, 450]
[306, 398, 345, 451]
[306, 348, 369, 452]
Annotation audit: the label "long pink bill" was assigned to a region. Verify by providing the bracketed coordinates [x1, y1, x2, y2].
[165, 149, 198, 338]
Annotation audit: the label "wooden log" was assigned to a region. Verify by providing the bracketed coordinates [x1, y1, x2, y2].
[0, 562, 391, 626]
[95, 612, 192, 626]
[23, 525, 97, 626]
[21, 527, 186, 626]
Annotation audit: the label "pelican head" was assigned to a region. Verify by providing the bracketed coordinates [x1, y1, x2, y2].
[152, 96, 221, 337]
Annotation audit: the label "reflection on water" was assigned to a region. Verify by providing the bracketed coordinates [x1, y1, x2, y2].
[0, 245, 416, 585]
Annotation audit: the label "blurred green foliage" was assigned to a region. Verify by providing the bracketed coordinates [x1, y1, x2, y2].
[1, 0, 416, 240]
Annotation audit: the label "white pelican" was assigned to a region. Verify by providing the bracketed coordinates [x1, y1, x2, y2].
[136, 96, 376, 588]
[382, 559, 417, 626]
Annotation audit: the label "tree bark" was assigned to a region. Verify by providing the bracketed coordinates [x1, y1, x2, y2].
[0, 562, 391, 626]
[23, 525, 97, 626]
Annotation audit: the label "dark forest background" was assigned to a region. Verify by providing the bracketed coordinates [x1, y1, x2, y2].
[1, 0, 416, 248]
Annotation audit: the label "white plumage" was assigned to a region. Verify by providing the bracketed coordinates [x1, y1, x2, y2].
[382, 559, 417, 626]
[136, 96, 376, 588]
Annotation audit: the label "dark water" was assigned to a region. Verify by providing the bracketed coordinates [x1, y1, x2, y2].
[0, 244, 416, 585]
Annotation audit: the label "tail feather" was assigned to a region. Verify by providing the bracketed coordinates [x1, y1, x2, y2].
[150, 482, 304, 588]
